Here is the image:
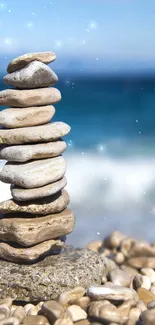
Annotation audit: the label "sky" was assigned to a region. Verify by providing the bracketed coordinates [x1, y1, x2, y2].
[0, 0, 155, 73]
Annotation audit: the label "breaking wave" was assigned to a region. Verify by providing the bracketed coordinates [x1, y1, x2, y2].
[1, 151, 155, 246]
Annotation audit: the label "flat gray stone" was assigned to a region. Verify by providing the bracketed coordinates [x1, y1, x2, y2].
[11, 177, 67, 201]
[0, 156, 66, 188]
[0, 246, 105, 301]
[0, 141, 66, 162]
[0, 122, 70, 145]
[0, 239, 64, 263]
[0, 189, 69, 215]
[0, 208, 75, 247]
[7, 51, 56, 73]
[0, 88, 61, 107]
[4, 61, 58, 89]
[0, 105, 55, 129]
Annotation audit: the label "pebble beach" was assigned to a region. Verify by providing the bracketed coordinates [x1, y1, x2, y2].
[1, 231, 155, 325]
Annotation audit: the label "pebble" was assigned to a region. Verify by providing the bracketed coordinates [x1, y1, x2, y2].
[10, 306, 17, 316]
[104, 257, 118, 275]
[126, 307, 141, 325]
[114, 252, 125, 265]
[0, 299, 12, 309]
[136, 300, 147, 312]
[137, 287, 155, 305]
[132, 275, 151, 291]
[0, 121, 70, 145]
[120, 237, 135, 257]
[36, 302, 44, 312]
[100, 248, 111, 257]
[0, 305, 10, 319]
[141, 276, 151, 290]
[0, 156, 66, 189]
[147, 300, 155, 310]
[4, 61, 58, 89]
[11, 177, 67, 202]
[86, 240, 103, 253]
[22, 315, 50, 324]
[69, 297, 90, 311]
[101, 275, 107, 284]
[0, 189, 69, 215]
[0, 88, 61, 107]
[24, 304, 34, 314]
[66, 305, 87, 322]
[128, 241, 155, 258]
[0, 140, 66, 163]
[141, 309, 155, 325]
[128, 257, 155, 269]
[105, 231, 126, 249]
[88, 301, 121, 323]
[118, 299, 136, 321]
[54, 318, 73, 325]
[0, 238, 63, 263]
[141, 268, 155, 284]
[120, 265, 138, 277]
[0, 208, 75, 247]
[42, 301, 64, 324]
[27, 306, 39, 315]
[74, 321, 90, 325]
[108, 269, 131, 287]
[0, 317, 19, 325]
[12, 306, 25, 323]
[87, 283, 138, 302]
[150, 286, 155, 295]
[0, 105, 55, 129]
[7, 51, 56, 73]
[59, 287, 86, 306]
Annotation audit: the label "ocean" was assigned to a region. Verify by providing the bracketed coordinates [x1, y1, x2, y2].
[1, 75, 155, 247]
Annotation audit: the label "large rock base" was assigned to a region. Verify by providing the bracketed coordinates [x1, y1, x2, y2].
[0, 246, 105, 302]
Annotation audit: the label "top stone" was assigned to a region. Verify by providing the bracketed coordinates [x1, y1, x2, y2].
[7, 51, 56, 73]
[4, 61, 58, 89]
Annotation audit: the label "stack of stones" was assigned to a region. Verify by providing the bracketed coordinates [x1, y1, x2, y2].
[0, 52, 75, 263]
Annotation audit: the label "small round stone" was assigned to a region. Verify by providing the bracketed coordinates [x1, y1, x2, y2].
[42, 301, 64, 324]
[22, 315, 50, 325]
[88, 301, 121, 324]
[66, 305, 87, 323]
[59, 287, 85, 306]
[108, 269, 131, 287]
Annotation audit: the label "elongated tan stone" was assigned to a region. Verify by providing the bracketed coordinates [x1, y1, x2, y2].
[0, 156, 66, 188]
[0, 190, 69, 215]
[11, 177, 67, 201]
[0, 239, 64, 263]
[0, 88, 61, 107]
[0, 106, 55, 129]
[7, 51, 56, 73]
[0, 122, 70, 145]
[0, 141, 66, 162]
[4, 61, 58, 89]
[0, 209, 75, 247]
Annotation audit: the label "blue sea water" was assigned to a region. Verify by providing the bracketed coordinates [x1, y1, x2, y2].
[1, 75, 155, 246]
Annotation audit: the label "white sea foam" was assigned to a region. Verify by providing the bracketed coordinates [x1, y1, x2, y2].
[65, 152, 155, 208]
[1, 153, 155, 246]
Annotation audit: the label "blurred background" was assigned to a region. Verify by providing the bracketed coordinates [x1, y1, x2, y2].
[1, 0, 155, 246]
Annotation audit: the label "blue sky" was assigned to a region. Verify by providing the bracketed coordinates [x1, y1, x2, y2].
[0, 0, 155, 72]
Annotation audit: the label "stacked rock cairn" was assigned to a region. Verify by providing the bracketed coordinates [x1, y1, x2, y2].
[0, 51, 75, 263]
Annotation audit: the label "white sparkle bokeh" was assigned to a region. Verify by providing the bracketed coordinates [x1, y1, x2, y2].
[25, 21, 34, 29]
[89, 20, 98, 30]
